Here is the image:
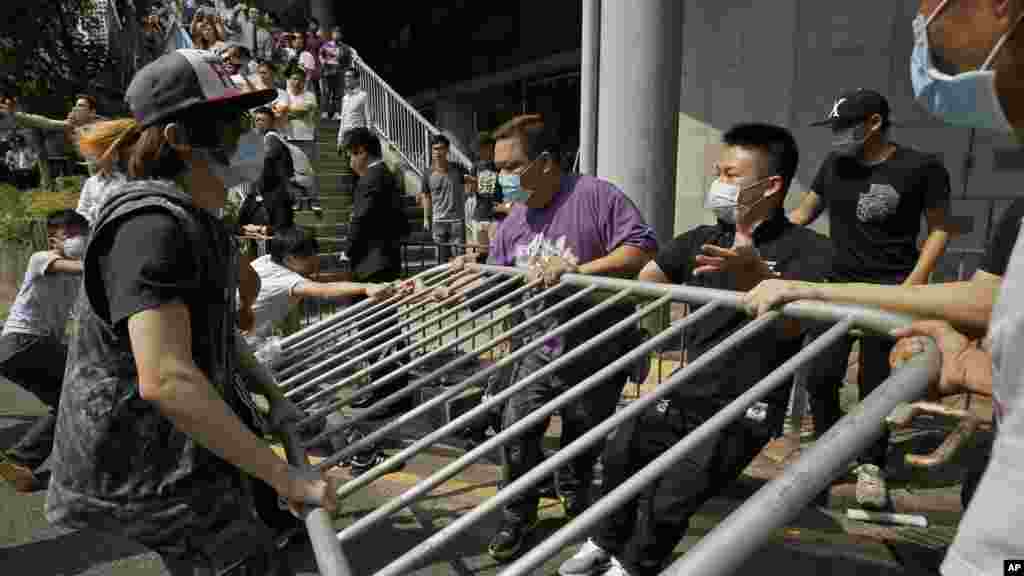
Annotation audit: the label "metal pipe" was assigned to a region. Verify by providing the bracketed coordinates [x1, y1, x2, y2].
[276, 267, 456, 366]
[474, 264, 914, 336]
[500, 318, 853, 576]
[279, 272, 498, 391]
[279, 425, 354, 576]
[310, 283, 614, 463]
[337, 295, 696, 546]
[580, 0, 601, 175]
[299, 284, 603, 436]
[365, 305, 776, 576]
[297, 280, 557, 437]
[279, 267, 480, 373]
[279, 265, 447, 351]
[283, 274, 521, 398]
[662, 339, 940, 576]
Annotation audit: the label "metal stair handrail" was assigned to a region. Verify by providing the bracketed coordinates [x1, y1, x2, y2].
[351, 51, 473, 177]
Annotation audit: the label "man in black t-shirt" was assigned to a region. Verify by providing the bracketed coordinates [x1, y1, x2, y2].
[786, 89, 952, 510]
[560, 124, 830, 576]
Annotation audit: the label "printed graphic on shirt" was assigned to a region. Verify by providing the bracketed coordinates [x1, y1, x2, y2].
[513, 233, 581, 269]
[857, 183, 901, 223]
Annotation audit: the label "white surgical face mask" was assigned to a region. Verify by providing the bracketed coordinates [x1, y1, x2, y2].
[705, 176, 774, 224]
[911, 2, 1023, 133]
[63, 235, 87, 259]
[198, 129, 266, 190]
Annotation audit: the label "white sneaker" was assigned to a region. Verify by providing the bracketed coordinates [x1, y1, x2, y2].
[559, 539, 613, 576]
[855, 464, 889, 509]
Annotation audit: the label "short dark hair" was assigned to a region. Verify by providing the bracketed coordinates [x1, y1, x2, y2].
[75, 94, 97, 111]
[227, 44, 251, 59]
[430, 133, 450, 148]
[721, 123, 799, 193]
[255, 59, 274, 72]
[309, 17, 320, 26]
[47, 209, 89, 232]
[343, 127, 381, 157]
[253, 106, 274, 118]
[344, 67, 358, 78]
[492, 114, 561, 162]
[269, 227, 319, 263]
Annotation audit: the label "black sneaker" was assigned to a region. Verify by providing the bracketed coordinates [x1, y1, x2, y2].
[487, 519, 536, 562]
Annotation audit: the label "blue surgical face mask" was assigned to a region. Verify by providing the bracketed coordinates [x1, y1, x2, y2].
[911, 2, 1023, 133]
[498, 152, 548, 205]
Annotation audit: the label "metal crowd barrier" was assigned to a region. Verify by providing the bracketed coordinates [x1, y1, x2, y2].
[261, 262, 940, 576]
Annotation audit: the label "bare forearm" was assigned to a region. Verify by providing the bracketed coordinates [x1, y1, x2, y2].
[578, 246, 653, 278]
[905, 229, 950, 286]
[149, 366, 288, 490]
[14, 112, 68, 131]
[812, 279, 997, 338]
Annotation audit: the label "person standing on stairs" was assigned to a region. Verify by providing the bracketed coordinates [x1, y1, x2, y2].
[335, 67, 369, 202]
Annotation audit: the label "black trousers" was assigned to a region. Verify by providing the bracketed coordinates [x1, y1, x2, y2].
[351, 266, 409, 404]
[798, 326, 892, 468]
[500, 338, 629, 525]
[593, 398, 777, 575]
[0, 332, 67, 469]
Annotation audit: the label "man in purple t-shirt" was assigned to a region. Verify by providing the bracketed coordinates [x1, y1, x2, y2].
[481, 114, 657, 561]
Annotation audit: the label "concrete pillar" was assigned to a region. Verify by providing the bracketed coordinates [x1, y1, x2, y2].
[596, 0, 682, 247]
[309, 0, 335, 29]
[579, 0, 600, 176]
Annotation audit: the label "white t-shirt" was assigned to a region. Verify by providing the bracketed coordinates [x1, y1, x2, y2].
[942, 222, 1024, 575]
[2, 251, 80, 340]
[76, 171, 126, 224]
[247, 254, 306, 341]
[278, 90, 318, 141]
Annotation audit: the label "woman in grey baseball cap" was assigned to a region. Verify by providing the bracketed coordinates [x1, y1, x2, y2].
[44, 49, 337, 575]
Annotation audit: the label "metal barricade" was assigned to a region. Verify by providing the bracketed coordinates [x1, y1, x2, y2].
[264, 263, 941, 576]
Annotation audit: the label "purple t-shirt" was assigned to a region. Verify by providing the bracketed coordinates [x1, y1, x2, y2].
[488, 175, 657, 355]
[489, 175, 657, 269]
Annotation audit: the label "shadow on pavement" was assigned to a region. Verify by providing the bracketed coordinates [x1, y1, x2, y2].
[1, 529, 153, 575]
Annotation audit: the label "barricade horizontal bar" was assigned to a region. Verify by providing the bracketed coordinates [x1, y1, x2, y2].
[279, 272, 499, 391]
[278, 265, 448, 351]
[337, 294, 686, 548]
[302, 283, 604, 445]
[294, 278, 545, 412]
[283, 274, 521, 399]
[473, 264, 913, 335]
[499, 318, 854, 576]
[662, 337, 940, 576]
[364, 302, 754, 576]
[276, 268, 459, 369]
[299, 279, 556, 446]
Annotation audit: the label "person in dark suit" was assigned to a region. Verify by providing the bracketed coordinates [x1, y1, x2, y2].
[340, 127, 412, 422]
[344, 127, 408, 283]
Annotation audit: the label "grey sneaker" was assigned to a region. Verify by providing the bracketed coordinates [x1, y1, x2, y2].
[855, 464, 889, 509]
[559, 539, 612, 576]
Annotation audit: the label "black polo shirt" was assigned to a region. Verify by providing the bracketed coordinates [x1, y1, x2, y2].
[812, 147, 951, 284]
[654, 213, 831, 409]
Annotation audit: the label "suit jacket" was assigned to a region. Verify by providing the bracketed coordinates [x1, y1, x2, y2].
[349, 161, 409, 280]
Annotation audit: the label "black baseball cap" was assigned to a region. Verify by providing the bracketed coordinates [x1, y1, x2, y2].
[126, 49, 276, 130]
[810, 89, 890, 130]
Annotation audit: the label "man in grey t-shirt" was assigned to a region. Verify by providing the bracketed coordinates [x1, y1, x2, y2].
[420, 133, 468, 262]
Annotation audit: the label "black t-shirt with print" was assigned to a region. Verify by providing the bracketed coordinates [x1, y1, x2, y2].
[653, 215, 832, 408]
[981, 198, 1024, 277]
[812, 147, 951, 284]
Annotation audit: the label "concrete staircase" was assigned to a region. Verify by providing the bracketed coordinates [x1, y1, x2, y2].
[295, 118, 433, 263]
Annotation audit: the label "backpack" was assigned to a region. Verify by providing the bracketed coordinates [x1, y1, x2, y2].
[265, 131, 314, 190]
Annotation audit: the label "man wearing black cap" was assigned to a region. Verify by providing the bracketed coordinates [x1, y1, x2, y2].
[788, 89, 952, 509]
